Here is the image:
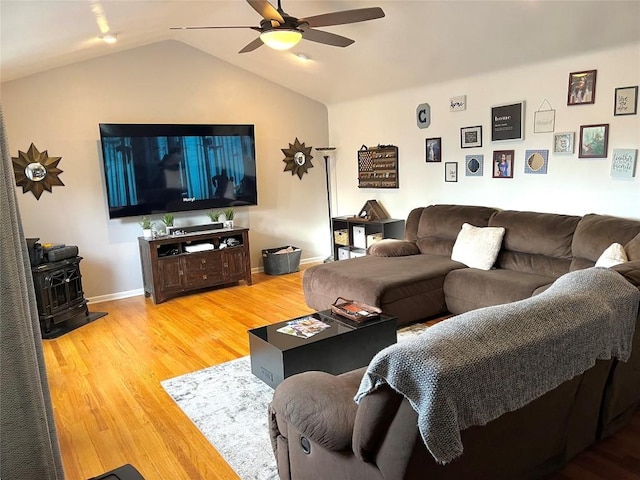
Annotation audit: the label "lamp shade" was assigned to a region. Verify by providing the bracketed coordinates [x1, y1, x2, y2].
[260, 29, 302, 50]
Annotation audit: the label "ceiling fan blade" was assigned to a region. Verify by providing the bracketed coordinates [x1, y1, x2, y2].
[170, 26, 261, 31]
[301, 28, 354, 47]
[301, 7, 385, 28]
[246, 0, 285, 24]
[239, 37, 265, 53]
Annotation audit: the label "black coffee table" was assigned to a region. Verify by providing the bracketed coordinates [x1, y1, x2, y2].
[248, 309, 397, 388]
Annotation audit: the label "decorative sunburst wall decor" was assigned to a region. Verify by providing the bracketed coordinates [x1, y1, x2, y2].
[12, 143, 64, 200]
[282, 138, 313, 179]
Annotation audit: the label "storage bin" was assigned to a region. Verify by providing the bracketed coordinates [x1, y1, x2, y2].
[338, 247, 350, 260]
[353, 226, 367, 249]
[262, 246, 302, 275]
[350, 248, 366, 258]
[334, 229, 349, 246]
[366, 233, 383, 248]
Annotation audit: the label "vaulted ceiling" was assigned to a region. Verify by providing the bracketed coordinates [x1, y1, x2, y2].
[2, 1, 639, 105]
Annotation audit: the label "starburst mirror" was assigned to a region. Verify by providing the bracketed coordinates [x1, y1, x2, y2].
[282, 138, 313, 179]
[12, 143, 64, 200]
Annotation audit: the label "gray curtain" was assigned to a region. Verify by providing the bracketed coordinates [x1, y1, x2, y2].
[0, 105, 65, 479]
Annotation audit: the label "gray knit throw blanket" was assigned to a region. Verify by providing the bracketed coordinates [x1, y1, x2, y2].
[354, 267, 639, 465]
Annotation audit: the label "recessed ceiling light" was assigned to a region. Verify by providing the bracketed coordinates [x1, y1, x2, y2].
[295, 52, 312, 61]
[101, 34, 118, 44]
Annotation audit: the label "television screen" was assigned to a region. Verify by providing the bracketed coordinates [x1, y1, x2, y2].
[98, 123, 257, 219]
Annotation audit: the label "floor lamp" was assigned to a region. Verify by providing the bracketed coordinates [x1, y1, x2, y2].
[315, 147, 336, 263]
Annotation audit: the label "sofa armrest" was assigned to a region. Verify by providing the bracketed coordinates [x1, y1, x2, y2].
[270, 368, 365, 451]
[367, 239, 420, 257]
[611, 260, 640, 289]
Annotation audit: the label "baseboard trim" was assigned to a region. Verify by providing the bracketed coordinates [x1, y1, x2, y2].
[87, 256, 324, 304]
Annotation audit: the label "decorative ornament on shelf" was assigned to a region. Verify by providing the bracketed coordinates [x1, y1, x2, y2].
[12, 143, 64, 200]
[282, 138, 313, 179]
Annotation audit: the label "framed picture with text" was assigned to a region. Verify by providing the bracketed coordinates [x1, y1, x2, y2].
[461, 126, 482, 148]
[614, 86, 638, 116]
[445, 162, 458, 182]
[491, 102, 525, 142]
[553, 132, 575, 154]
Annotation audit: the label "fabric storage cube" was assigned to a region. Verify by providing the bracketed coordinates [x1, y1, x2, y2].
[262, 246, 302, 275]
[367, 233, 383, 248]
[350, 248, 366, 258]
[338, 247, 350, 260]
[353, 226, 367, 249]
[334, 229, 349, 246]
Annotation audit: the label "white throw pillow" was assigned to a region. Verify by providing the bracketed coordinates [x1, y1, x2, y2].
[595, 243, 628, 268]
[451, 223, 506, 270]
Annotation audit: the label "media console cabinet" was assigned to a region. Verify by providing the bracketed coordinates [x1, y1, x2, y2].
[138, 228, 252, 304]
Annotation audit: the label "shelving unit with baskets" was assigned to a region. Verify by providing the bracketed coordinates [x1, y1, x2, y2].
[332, 216, 405, 261]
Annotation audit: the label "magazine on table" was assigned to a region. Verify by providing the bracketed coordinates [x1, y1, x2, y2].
[277, 316, 330, 338]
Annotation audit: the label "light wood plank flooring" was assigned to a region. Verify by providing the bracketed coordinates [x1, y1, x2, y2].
[42, 265, 640, 479]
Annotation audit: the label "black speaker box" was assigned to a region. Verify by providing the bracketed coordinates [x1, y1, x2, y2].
[46, 245, 79, 262]
[179, 223, 223, 234]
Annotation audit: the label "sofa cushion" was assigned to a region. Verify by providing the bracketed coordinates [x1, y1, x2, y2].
[595, 243, 628, 268]
[626, 233, 640, 261]
[444, 268, 556, 314]
[489, 210, 580, 277]
[367, 239, 420, 257]
[571, 214, 640, 270]
[451, 223, 505, 270]
[303, 254, 466, 326]
[414, 205, 498, 256]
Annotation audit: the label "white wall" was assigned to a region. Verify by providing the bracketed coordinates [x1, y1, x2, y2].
[328, 42, 640, 223]
[2, 40, 330, 300]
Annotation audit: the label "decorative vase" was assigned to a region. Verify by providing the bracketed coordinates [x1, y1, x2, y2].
[143, 228, 153, 238]
[224, 220, 234, 229]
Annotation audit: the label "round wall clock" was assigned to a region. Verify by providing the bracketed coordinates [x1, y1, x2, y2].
[282, 138, 313, 179]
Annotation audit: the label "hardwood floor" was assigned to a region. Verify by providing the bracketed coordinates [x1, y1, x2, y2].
[42, 265, 640, 479]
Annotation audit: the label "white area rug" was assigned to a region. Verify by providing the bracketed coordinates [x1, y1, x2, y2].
[161, 323, 430, 479]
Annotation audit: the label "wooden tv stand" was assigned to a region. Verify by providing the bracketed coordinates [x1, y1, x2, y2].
[138, 228, 252, 304]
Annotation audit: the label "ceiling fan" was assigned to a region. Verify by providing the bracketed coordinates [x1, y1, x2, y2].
[170, 0, 385, 53]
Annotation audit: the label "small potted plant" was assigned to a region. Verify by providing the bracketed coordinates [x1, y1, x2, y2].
[207, 210, 221, 223]
[223, 207, 235, 228]
[162, 213, 175, 234]
[139, 216, 154, 238]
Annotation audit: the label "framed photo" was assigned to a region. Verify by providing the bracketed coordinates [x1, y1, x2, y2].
[611, 149, 637, 178]
[460, 126, 482, 148]
[614, 86, 638, 116]
[426, 137, 442, 162]
[567, 70, 596, 105]
[445, 162, 458, 182]
[579, 124, 609, 158]
[524, 150, 549, 174]
[493, 150, 514, 178]
[465, 154, 484, 177]
[553, 132, 575, 154]
[491, 101, 525, 142]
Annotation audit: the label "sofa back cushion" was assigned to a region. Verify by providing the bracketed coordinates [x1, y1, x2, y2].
[571, 214, 640, 270]
[412, 205, 498, 255]
[489, 210, 581, 277]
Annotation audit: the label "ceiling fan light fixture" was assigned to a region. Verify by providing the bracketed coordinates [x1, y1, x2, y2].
[100, 33, 118, 44]
[260, 29, 302, 50]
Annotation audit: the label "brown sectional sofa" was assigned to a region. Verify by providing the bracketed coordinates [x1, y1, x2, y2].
[269, 205, 640, 479]
[304, 205, 640, 325]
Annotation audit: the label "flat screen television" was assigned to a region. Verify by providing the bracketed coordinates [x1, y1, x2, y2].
[98, 123, 257, 219]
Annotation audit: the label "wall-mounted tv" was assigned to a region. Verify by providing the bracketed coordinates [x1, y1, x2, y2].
[98, 123, 257, 219]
